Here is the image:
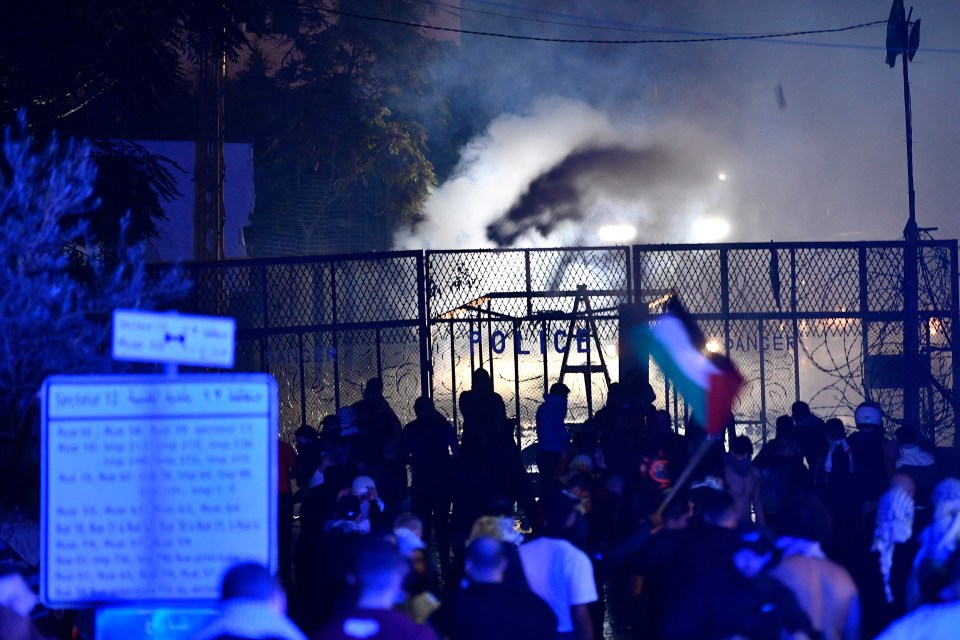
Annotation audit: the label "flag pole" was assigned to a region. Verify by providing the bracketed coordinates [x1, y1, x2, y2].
[654, 435, 716, 518]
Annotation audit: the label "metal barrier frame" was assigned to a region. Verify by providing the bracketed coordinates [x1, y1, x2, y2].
[169, 239, 959, 445]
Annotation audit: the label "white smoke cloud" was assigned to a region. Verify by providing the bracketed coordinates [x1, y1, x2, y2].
[395, 97, 735, 250]
[396, 1, 960, 251]
[394, 97, 620, 249]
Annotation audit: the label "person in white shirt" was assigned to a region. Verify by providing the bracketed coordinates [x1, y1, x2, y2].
[876, 548, 960, 640]
[518, 493, 598, 640]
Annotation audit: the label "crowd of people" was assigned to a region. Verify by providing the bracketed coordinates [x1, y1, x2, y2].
[5, 372, 960, 640]
[264, 374, 960, 640]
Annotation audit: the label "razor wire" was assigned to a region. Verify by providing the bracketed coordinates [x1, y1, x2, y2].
[166, 240, 957, 448]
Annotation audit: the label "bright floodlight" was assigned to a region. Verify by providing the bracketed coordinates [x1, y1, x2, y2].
[597, 223, 637, 244]
[718, 172, 727, 181]
[691, 216, 731, 243]
[705, 338, 723, 353]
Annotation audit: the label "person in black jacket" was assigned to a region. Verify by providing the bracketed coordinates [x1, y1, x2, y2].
[429, 536, 556, 640]
[402, 396, 460, 574]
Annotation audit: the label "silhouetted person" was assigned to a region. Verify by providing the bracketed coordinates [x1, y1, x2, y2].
[594, 382, 646, 479]
[848, 402, 896, 508]
[394, 513, 440, 624]
[770, 494, 861, 640]
[402, 396, 459, 573]
[627, 497, 691, 640]
[458, 368, 507, 438]
[279, 436, 298, 584]
[353, 378, 405, 522]
[293, 424, 322, 487]
[429, 536, 557, 639]
[725, 434, 765, 526]
[297, 495, 366, 630]
[518, 492, 598, 640]
[662, 525, 816, 640]
[536, 382, 571, 493]
[193, 562, 306, 640]
[792, 401, 828, 471]
[464, 515, 530, 592]
[448, 428, 535, 583]
[815, 418, 858, 563]
[755, 415, 811, 532]
[314, 537, 438, 640]
[665, 488, 740, 607]
[894, 425, 938, 514]
[632, 410, 687, 507]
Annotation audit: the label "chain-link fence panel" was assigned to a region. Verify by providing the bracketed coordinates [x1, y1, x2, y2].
[301, 331, 337, 429]
[795, 246, 861, 314]
[164, 240, 956, 448]
[867, 245, 904, 313]
[179, 252, 427, 442]
[634, 241, 957, 445]
[426, 248, 629, 457]
[266, 332, 304, 433]
[427, 250, 527, 320]
[635, 247, 722, 314]
[728, 247, 787, 314]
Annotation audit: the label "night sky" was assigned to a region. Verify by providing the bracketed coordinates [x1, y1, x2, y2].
[396, 0, 960, 250]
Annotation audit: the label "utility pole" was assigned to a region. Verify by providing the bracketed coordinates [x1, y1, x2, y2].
[194, 26, 226, 263]
[885, 1, 922, 426]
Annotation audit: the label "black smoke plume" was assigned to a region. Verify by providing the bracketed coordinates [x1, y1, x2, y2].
[486, 144, 682, 246]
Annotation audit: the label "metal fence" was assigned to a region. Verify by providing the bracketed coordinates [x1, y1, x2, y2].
[174, 240, 959, 447]
[181, 252, 429, 441]
[427, 247, 631, 448]
[635, 241, 959, 446]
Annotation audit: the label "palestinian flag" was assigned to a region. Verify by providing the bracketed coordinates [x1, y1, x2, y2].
[632, 301, 744, 437]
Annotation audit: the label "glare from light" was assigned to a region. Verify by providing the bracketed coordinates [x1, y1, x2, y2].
[597, 223, 637, 244]
[691, 216, 731, 243]
[705, 338, 723, 354]
[718, 172, 727, 181]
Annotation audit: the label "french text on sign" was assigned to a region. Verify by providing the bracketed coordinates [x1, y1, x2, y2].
[41, 374, 277, 608]
[111, 309, 236, 368]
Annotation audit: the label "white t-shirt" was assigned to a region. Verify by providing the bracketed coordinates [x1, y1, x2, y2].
[875, 601, 960, 640]
[518, 537, 598, 633]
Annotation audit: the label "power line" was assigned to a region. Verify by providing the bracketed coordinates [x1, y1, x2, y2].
[308, 3, 888, 46]
[275, 1, 960, 54]
[419, 0, 690, 35]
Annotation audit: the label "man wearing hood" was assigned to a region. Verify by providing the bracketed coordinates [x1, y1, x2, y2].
[536, 382, 571, 493]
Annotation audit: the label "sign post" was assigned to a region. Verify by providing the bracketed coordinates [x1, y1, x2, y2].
[41, 374, 278, 606]
[40, 309, 277, 639]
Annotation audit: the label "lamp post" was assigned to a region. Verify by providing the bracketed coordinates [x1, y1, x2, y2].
[885, 1, 922, 426]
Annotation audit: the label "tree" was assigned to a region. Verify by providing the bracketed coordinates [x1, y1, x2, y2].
[0, 1, 260, 253]
[233, 1, 453, 255]
[0, 114, 189, 532]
